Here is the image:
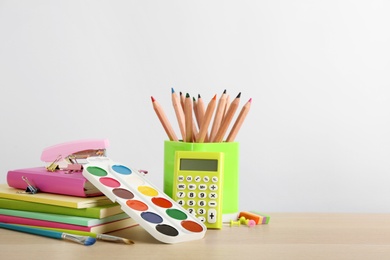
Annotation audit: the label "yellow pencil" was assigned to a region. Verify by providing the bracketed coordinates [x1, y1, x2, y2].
[209, 90, 227, 142]
[226, 98, 252, 142]
[171, 88, 186, 141]
[213, 92, 241, 142]
[151, 96, 179, 141]
[197, 94, 217, 143]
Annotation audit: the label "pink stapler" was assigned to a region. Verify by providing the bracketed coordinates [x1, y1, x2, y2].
[41, 139, 109, 172]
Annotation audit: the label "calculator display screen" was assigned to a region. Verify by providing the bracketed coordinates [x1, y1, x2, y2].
[180, 159, 218, 172]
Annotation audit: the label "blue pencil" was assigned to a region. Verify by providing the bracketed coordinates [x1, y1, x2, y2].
[0, 222, 96, 246]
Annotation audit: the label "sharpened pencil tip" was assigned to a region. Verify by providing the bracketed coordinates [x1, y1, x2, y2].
[186, 93, 190, 98]
[248, 98, 252, 102]
[213, 94, 217, 100]
[198, 94, 201, 98]
[236, 92, 241, 98]
[171, 87, 175, 94]
[151, 96, 156, 102]
[223, 89, 226, 94]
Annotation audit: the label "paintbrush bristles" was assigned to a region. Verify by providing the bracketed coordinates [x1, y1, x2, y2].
[61, 233, 96, 246]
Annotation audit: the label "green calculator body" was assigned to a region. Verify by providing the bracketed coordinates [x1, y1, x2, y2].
[172, 151, 224, 229]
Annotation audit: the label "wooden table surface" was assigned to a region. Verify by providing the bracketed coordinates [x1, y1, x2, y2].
[1, 213, 390, 259]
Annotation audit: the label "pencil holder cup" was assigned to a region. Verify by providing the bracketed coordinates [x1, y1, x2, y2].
[164, 140, 239, 222]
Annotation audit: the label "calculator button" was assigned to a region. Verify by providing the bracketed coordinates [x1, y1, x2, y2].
[197, 208, 206, 215]
[208, 209, 217, 223]
[177, 191, 186, 198]
[194, 176, 201, 182]
[198, 216, 206, 223]
[186, 176, 193, 182]
[188, 184, 196, 190]
[177, 184, 186, 190]
[198, 200, 206, 207]
[209, 192, 217, 199]
[177, 199, 185, 206]
[198, 184, 207, 190]
[187, 200, 196, 207]
[208, 201, 217, 207]
[212, 176, 218, 182]
[187, 208, 196, 215]
[178, 176, 184, 182]
[203, 176, 210, 182]
[188, 192, 196, 198]
[209, 184, 218, 191]
[198, 192, 207, 199]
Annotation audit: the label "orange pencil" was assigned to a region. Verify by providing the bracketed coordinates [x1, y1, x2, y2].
[197, 94, 217, 143]
[213, 92, 241, 142]
[184, 93, 193, 142]
[209, 90, 227, 142]
[171, 88, 186, 140]
[226, 98, 252, 142]
[151, 96, 179, 141]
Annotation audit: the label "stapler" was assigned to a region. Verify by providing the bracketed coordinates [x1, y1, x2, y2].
[41, 139, 109, 172]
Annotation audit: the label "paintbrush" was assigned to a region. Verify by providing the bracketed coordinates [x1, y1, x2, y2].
[18, 225, 135, 244]
[0, 222, 96, 246]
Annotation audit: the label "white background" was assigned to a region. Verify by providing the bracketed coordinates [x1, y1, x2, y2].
[1, 0, 389, 213]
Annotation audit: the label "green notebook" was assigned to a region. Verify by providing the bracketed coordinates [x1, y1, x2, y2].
[0, 208, 129, 226]
[0, 198, 122, 219]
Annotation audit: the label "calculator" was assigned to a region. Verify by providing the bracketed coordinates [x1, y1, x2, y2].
[172, 151, 224, 229]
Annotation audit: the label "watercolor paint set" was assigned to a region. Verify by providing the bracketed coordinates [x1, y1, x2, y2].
[82, 156, 206, 244]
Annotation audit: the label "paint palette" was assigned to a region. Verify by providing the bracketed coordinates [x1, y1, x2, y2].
[82, 157, 206, 244]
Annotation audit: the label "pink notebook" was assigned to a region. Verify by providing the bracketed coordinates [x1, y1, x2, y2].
[7, 167, 102, 197]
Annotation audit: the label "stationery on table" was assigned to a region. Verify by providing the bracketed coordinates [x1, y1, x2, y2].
[0, 139, 138, 244]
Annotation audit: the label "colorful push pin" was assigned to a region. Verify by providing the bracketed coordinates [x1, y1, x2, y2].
[247, 219, 256, 227]
[239, 216, 249, 225]
[239, 216, 256, 227]
[229, 220, 241, 227]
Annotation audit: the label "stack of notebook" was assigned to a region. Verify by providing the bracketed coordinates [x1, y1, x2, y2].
[0, 184, 137, 234]
[0, 139, 137, 235]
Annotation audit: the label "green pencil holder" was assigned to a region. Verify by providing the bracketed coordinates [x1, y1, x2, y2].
[164, 140, 239, 221]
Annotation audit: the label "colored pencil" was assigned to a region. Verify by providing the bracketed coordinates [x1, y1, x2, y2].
[151, 96, 179, 141]
[171, 88, 186, 141]
[209, 90, 227, 142]
[184, 93, 193, 142]
[197, 94, 217, 143]
[179, 91, 185, 110]
[196, 94, 206, 130]
[193, 96, 200, 128]
[226, 98, 252, 142]
[224, 94, 231, 118]
[213, 92, 241, 142]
